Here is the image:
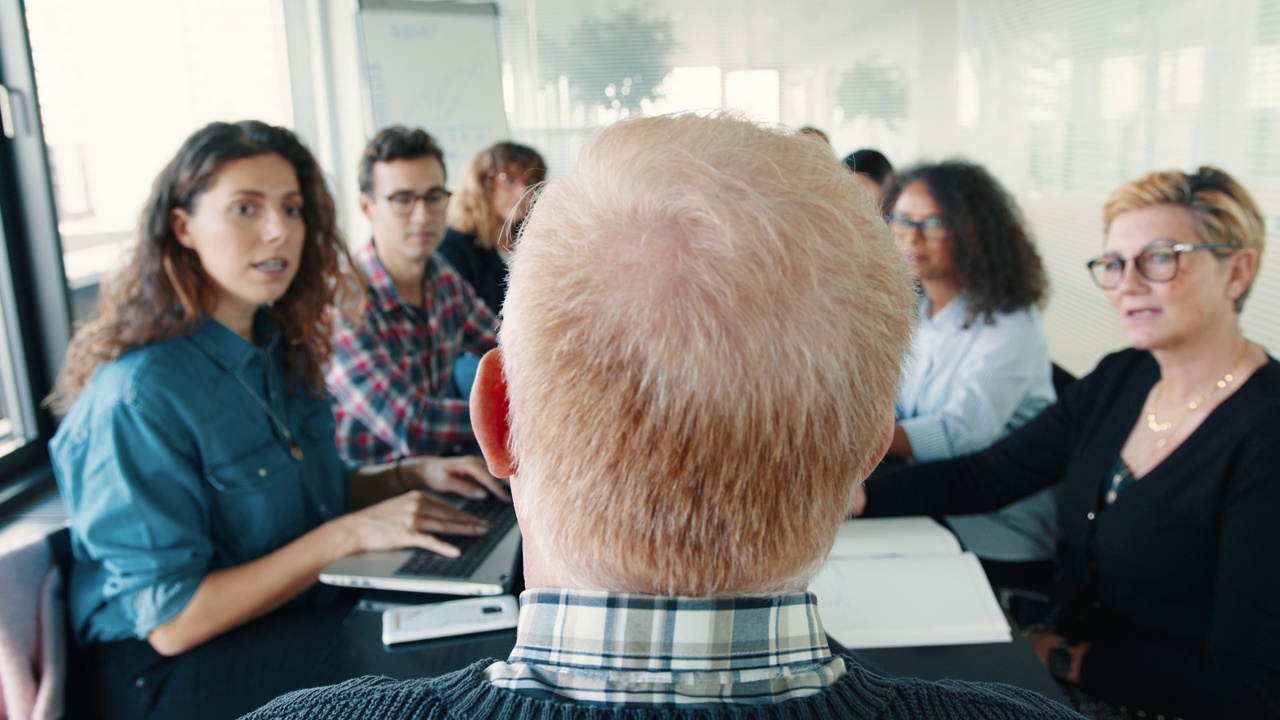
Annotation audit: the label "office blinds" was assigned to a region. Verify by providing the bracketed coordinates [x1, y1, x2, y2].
[494, 0, 1280, 376]
[950, 0, 1280, 375]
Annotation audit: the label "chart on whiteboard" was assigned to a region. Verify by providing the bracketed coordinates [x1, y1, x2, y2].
[358, 3, 509, 179]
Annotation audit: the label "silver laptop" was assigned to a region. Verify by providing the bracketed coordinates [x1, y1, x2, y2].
[320, 494, 521, 596]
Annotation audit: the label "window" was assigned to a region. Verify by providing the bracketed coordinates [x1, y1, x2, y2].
[497, 2, 919, 177]
[0, 0, 70, 508]
[0, 0, 292, 510]
[24, 0, 294, 324]
[0, 202, 34, 456]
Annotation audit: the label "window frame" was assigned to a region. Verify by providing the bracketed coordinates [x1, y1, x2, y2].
[0, 0, 72, 513]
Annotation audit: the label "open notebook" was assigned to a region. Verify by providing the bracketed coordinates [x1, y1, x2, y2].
[809, 516, 1011, 649]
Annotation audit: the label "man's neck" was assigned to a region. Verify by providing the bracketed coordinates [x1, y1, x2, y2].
[374, 239, 427, 306]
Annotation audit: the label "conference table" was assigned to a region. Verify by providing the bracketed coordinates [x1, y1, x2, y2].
[319, 588, 1070, 706]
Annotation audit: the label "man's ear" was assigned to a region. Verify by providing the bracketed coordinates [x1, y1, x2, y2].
[358, 192, 375, 221]
[863, 420, 895, 479]
[470, 349, 516, 478]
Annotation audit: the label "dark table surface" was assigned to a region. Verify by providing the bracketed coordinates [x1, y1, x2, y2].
[328, 591, 1068, 705]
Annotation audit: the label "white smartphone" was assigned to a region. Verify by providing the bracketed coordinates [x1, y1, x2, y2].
[381, 595, 520, 645]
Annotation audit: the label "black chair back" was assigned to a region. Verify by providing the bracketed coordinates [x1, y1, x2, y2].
[1051, 362, 1077, 398]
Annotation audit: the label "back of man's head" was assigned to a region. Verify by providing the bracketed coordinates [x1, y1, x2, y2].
[501, 113, 915, 596]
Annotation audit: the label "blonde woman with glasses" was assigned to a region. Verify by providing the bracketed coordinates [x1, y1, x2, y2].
[857, 167, 1278, 720]
[439, 141, 547, 316]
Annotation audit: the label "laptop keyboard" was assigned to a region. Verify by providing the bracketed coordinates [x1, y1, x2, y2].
[394, 495, 519, 578]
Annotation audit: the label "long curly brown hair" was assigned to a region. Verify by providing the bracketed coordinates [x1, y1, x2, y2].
[884, 161, 1047, 327]
[48, 120, 362, 413]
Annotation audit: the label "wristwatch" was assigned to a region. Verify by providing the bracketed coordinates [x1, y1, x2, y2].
[1046, 644, 1076, 679]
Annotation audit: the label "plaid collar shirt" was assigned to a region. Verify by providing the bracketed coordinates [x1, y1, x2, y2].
[483, 588, 847, 708]
[326, 240, 497, 465]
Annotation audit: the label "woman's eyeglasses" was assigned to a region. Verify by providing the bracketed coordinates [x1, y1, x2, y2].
[887, 214, 950, 242]
[495, 172, 527, 188]
[1085, 242, 1236, 289]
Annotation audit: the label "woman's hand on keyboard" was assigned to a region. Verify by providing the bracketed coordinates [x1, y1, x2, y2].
[410, 455, 511, 502]
[337, 490, 490, 559]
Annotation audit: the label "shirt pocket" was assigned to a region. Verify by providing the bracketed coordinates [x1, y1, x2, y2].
[205, 440, 306, 562]
[207, 438, 296, 492]
[300, 404, 337, 446]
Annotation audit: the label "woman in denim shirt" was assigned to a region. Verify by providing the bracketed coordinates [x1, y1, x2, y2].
[47, 121, 508, 720]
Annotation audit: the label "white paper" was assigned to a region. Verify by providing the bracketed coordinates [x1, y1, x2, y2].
[810, 517, 1012, 649]
[828, 516, 963, 559]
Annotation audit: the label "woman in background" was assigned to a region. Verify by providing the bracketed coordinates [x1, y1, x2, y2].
[859, 166, 1279, 719]
[438, 141, 547, 316]
[879, 161, 1059, 586]
[48, 121, 506, 719]
[843, 148, 895, 212]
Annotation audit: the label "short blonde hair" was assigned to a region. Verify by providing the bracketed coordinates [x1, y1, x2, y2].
[1104, 166, 1266, 311]
[502, 114, 915, 595]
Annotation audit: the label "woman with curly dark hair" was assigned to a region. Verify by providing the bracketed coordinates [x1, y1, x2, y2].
[48, 121, 507, 720]
[879, 160, 1059, 574]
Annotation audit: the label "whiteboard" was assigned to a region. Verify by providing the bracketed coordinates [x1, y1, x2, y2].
[356, 1, 509, 182]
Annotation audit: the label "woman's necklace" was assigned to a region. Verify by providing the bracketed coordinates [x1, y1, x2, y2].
[233, 371, 305, 461]
[1144, 341, 1252, 449]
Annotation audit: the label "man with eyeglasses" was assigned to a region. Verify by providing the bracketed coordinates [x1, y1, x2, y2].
[326, 126, 499, 466]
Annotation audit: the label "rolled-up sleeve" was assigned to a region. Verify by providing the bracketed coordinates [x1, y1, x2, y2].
[63, 399, 211, 641]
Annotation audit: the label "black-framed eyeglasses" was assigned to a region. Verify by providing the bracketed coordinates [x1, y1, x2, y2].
[381, 188, 451, 216]
[887, 214, 950, 242]
[1085, 242, 1237, 289]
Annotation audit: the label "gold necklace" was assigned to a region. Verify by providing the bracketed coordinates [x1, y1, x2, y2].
[1144, 341, 1252, 448]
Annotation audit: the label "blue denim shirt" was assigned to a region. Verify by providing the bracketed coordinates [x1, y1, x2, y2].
[50, 314, 348, 644]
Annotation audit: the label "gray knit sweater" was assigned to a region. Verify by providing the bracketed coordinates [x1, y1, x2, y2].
[242, 656, 1083, 719]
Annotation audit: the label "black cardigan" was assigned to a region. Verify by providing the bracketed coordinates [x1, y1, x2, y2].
[865, 349, 1280, 719]
[437, 227, 507, 317]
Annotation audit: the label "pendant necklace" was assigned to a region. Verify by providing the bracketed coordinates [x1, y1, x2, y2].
[1144, 341, 1251, 449]
[233, 371, 305, 461]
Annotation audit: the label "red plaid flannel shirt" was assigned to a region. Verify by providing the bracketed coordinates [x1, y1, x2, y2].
[327, 240, 497, 464]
